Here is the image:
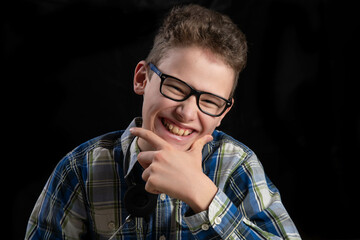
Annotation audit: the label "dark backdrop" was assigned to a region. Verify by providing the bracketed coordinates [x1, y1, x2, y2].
[4, 0, 359, 239]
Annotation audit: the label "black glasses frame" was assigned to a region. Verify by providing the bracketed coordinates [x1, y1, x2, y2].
[149, 63, 232, 117]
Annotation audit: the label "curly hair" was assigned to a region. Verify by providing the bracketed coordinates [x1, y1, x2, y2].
[145, 4, 248, 97]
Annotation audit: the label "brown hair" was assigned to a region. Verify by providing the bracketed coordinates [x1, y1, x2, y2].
[145, 4, 248, 97]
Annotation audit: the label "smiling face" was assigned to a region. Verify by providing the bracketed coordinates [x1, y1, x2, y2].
[133, 46, 235, 151]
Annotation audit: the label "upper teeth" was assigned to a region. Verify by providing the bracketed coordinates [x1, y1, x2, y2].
[163, 119, 192, 136]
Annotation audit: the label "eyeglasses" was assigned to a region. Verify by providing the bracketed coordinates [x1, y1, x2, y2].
[149, 63, 232, 117]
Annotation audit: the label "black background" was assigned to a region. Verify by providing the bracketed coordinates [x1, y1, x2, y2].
[4, 0, 359, 239]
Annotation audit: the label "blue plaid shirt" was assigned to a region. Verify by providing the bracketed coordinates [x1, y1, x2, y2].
[26, 118, 300, 239]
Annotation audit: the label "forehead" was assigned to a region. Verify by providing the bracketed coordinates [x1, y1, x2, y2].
[156, 46, 235, 99]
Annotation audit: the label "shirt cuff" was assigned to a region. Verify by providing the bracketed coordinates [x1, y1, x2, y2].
[184, 189, 243, 238]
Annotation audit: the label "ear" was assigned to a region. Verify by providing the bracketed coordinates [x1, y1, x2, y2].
[133, 60, 148, 95]
[216, 98, 234, 127]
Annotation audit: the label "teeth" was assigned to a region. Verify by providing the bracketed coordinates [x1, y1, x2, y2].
[162, 119, 193, 136]
[172, 126, 179, 134]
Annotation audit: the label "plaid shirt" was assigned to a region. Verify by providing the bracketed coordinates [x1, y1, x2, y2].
[26, 118, 300, 239]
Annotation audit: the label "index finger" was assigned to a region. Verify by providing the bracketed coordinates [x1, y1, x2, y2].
[130, 127, 169, 150]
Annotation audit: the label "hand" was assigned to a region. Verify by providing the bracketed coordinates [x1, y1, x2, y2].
[129, 127, 218, 212]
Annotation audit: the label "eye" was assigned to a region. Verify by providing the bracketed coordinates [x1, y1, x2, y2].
[164, 83, 185, 93]
[161, 77, 190, 98]
[200, 95, 224, 109]
[203, 99, 219, 107]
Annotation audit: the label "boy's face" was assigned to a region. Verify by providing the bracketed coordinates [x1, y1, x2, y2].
[134, 46, 234, 151]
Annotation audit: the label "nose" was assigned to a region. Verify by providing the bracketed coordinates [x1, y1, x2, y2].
[175, 95, 198, 122]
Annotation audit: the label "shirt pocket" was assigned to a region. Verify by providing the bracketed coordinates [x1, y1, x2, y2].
[91, 209, 137, 239]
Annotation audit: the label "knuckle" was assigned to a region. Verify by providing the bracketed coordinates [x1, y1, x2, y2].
[144, 181, 153, 192]
[148, 162, 158, 173]
[141, 172, 147, 181]
[144, 131, 152, 139]
[153, 151, 163, 161]
[146, 175, 158, 189]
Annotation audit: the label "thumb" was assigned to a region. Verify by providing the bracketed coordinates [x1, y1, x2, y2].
[190, 134, 213, 152]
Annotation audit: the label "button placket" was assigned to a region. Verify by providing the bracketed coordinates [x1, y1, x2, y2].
[160, 193, 166, 201]
[201, 223, 210, 231]
[214, 217, 222, 225]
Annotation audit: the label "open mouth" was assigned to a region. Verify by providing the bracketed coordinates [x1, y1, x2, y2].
[161, 118, 194, 137]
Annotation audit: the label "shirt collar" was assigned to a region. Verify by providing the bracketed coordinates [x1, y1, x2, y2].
[125, 136, 141, 178]
[120, 117, 142, 177]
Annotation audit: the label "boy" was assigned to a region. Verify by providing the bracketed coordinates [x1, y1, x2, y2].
[26, 4, 300, 239]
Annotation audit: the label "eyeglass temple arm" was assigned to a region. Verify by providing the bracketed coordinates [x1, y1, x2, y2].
[149, 63, 162, 77]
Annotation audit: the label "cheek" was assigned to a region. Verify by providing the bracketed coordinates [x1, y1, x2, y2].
[199, 115, 220, 135]
[142, 83, 162, 111]
[142, 91, 176, 122]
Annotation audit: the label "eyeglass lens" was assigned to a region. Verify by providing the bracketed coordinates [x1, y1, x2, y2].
[161, 77, 227, 116]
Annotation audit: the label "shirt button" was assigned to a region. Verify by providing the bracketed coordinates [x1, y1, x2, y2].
[159, 235, 166, 240]
[201, 223, 209, 231]
[160, 193, 166, 201]
[108, 221, 116, 230]
[214, 216, 222, 225]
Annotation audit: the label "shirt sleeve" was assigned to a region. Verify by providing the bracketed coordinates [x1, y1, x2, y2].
[184, 154, 301, 240]
[25, 156, 88, 240]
